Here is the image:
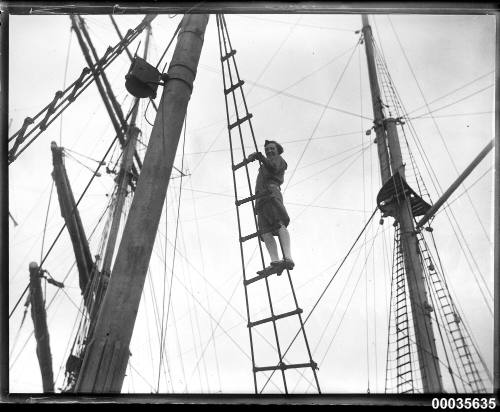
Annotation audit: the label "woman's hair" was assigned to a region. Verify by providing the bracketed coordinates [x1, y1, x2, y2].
[264, 139, 284, 154]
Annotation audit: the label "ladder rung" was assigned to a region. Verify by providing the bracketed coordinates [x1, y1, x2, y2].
[221, 49, 236, 62]
[224, 80, 245, 95]
[244, 272, 271, 286]
[248, 308, 303, 328]
[253, 361, 317, 373]
[232, 157, 252, 171]
[235, 191, 268, 207]
[229, 113, 253, 131]
[240, 227, 276, 243]
[395, 304, 407, 312]
[397, 351, 410, 360]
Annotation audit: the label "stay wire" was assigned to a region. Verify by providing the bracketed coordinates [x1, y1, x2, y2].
[10, 199, 113, 371]
[374, 21, 493, 311]
[406, 70, 493, 116]
[283, 35, 362, 192]
[260, 206, 378, 392]
[60, 25, 73, 146]
[8, 120, 129, 319]
[387, 16, 491, 244]
[158, 114, 188, 391]
[39, 181, 55, 265]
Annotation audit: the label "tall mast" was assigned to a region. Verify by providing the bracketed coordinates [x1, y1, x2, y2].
[51, 141, 94, 309]
[91, 22, 152, 328]
[29, 262, 54, 392]
[361, 15, 443, 392]
[75, 14, 209, 393]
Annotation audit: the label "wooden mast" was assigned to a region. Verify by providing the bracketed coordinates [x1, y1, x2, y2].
[51, 141, 95, 309]
[75, 14, 209, 393]
[89, 22, 153, 333]
[361, 15, 444, 392]
[29, 262, 55, 392]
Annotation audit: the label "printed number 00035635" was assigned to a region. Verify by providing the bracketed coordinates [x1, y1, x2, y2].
[431, 398, 496, 409]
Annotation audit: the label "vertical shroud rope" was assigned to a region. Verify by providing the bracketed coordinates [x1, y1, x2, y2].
[216, 14, 321, 394]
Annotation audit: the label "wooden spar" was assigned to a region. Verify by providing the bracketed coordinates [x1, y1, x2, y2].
[51, 142, 94, 307]
[109, 15, 134, 62]
[70, 15, 123, 143]
[71, 15, 143, 177]
[360, 17, 391, 184]
[385, 118, 443, 392]
[29, 262, 54, 393]
[417, 139, 494, 228]
[362, 15, 444, 392]
[88, 23, 152, 336]
[77, 16, 127, 130]
[75, 14, 209, 393]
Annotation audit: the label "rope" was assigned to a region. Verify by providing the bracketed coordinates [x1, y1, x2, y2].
[10, 195, 112, 372]
[188, 174, 223, 390]
[304, 223, 380, 392]
[155, 21, 182, 70]
[8, 16, 155, 161]
[283, 35, 362, 192]
[157, 115, 187, 392]
[436, 166, 493, 216]
[59, 26, 73, 145]
[408, 84, 494, 120]
[39, 182, 55, 264]
[387, 16, 491, 244]
[259, 207, 378, 392]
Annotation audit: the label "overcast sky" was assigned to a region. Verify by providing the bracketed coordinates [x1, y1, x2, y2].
[8, 10, 495, 395]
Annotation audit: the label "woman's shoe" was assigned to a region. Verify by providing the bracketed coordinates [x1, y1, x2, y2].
[283, 258, 295, 270]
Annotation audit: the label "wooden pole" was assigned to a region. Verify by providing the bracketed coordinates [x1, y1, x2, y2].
[385, 118, 443, 392]
[51, 142, 94, 304]
[29, 262, 54, 393]
[75, 14, 209, 393]
[362, 16, 443, 392]
[361, 15, 391, 185]
[417, 139, 494, 228]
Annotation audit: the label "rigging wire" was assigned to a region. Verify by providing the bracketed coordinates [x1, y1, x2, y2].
[39, 182, 55, 264]
[283, 35, 362, 192]
[370, 18, 493, 320]
[155, 20, 182, 70]
[387, 16, 492, 245]
[306, 223, 381, 392]
[406, 69, 494, 115]
[237, 14, 356, 32]
[427, 230, 494, 384]
[157, 115, 188, 392]
[410, 111, 493, 120]
[359, 43, 370, 393]
[10, 199, 112, 371]
[192, 42, 359, 135]
[8, 133, 120, 320]
[292, 147, 369, 223]
[287, 146, 369, 189]
[436, 166, 492, 215]
[259, 207, 378, 392]
[59, 26, 73, 146]
[408, 84, 494, 121]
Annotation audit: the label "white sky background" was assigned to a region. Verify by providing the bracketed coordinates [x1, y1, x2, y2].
[8, 12, 495, 394]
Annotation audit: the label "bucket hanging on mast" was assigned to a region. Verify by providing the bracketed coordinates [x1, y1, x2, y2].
[125, 56, 162, 99]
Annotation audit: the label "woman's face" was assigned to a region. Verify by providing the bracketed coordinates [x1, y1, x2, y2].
[264, 143, 278, 158]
